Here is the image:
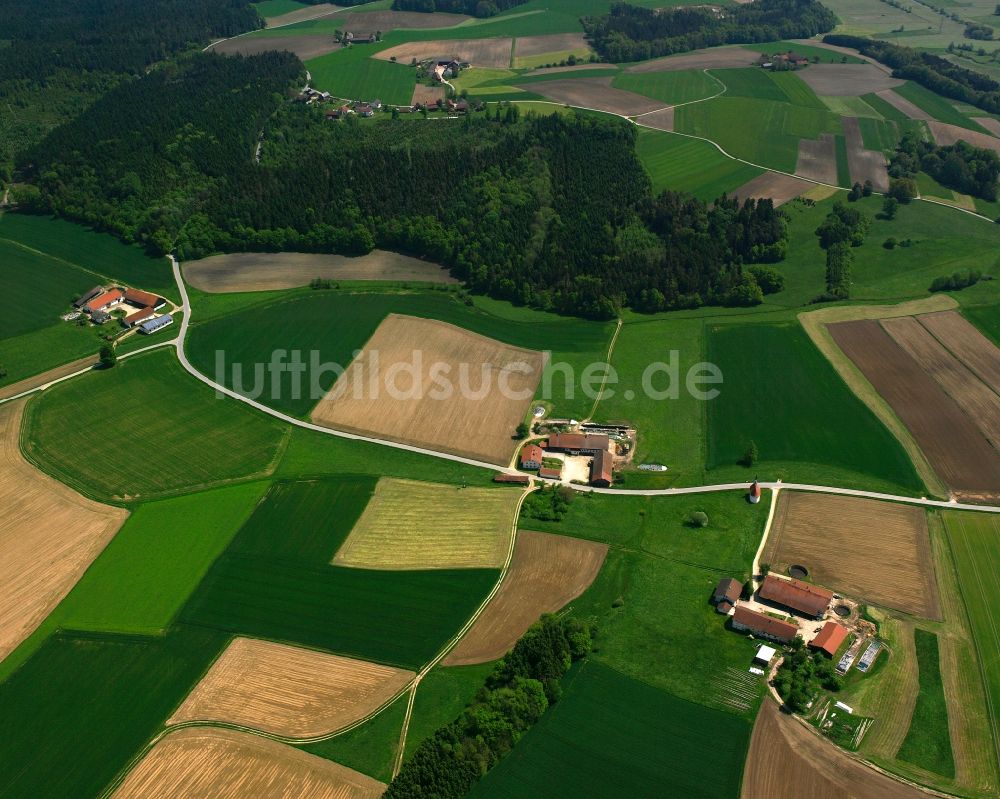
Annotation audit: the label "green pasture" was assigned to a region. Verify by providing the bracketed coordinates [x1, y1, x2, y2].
[612, 70, 720, 105]
[23, 349, 287, 502]
[963, 304, 1000, 344]
[306, 43, 415, 105]
[706, 321, 924, 492]
[0, 322, 102, 391]
[897, 629, 955, 778]
[711, 68, 789, 102]
[252, 0, 306, 17]
[768, 71, 827, 109]
[634, 128, 763, 202]
[893, 83, 990, 133]
[861, 92, 912, 124]
[858, 116, 901, 151]
[819, 0, 969, 51]
[470, 661, 752, 799]
[834, 132, 851, 187]
[0, 627, 224, 799]
[820, 94, 882, 119]
[513, 68, 620, 86]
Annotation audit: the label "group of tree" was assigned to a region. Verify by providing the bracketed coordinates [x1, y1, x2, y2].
[391, 0, 529, 16]
[815, 202, 871, 300]
[888, 130, 1000, 201]
[523, 483, 575, 521]
[823, 33, 1000, 115]
[385, 615, 595, 798]
[930, 269, 984, 292]
[582, 0, 837, 63]
[773, 638, 843, 713]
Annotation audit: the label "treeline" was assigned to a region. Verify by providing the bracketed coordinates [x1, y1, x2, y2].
[583, 0, 837, 63]
[815, 203, 871, 301]
[392, 0, 529, 16]
[889, 131, 1000, 201]
[774, 639, 841, 712]
[385, 615, 594, 799]
[823, 34, 1000, 115]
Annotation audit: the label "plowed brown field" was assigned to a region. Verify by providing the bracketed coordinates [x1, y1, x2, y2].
[168, 637, 414, 737]
[797, 64, 903, 96]
[443, 531, 607, 665]
[874, 90, 932, 120]
[732, 172, 811, 206]
[763, 492, 939, 618]
[374, 38, 512, 69]
[843, 116, 889, 192]
[532, 77, 664, 116]
[264, 3, 341, 28]
[795, 134, 837, 184]
[113, 727, 385, 799]
[625, 47, 760, 73]
[514, 33, 588, 59]
[918, 311, 1000, 393]
[0, 400, 127, 662]
[310, 314, 545, 465]
[928, 121, 1000, 155]
[210, 35, 340, 61]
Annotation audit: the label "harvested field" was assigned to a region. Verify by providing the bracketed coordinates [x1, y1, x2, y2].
[310, 314, 545, 465]
[374, 38, 513, 70]
[532, 77, 664, 116]
[829, 319, 1000, 499]
[0, 400, 127, 662]
[762, 492, 939, 618]
[411, 83, 445, 106]
[168, 637, 413, 737]
[514, 33, 588, 59]
[741, 701, 926, 799]
[444, 531, 607, 665]
[333, 478, 518, 570]
[0, 355, 95, 401]
[264, 3, 341, 28]
[918, 311, 1000, 394]
[334, 10, 469, 34]
[525, 63, 612, 77]
[843, 116, 889, 192]
[875, 89, 932, 120]
[797, 64, 903, 96]
[975, 117, 1000, 137]
[928, 120, 1000, 155]
[638, 107, 674, 131]
[113, 727, 385, 799]
[183, 250, 455, 293]
[883, 316, 1000, 449]
[626, 46, 759, 74]
[210, 34, 339, 60]
[795, 133, 837, 184]
[731, 171, 811, 207]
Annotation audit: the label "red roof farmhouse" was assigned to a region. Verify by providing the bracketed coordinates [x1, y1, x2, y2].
[123, 307, 156, 328]
[712, 577, 742, 607]
[84, 288, 124, 313]
[759, 574, 833, 619]
[809, 621, 849, 657]
[590, 449, 613, 487]
[546, 432, 609, 455]
[520, 444, 543, 470]
[123, 288, 165, 309]
[731, 606, 799, 643]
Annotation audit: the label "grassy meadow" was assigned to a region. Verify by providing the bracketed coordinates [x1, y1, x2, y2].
[404, 662, 497, 761]
[612, 70, 720, 105]
[897, 629, 955, 778]
[306, 42, 415, 105]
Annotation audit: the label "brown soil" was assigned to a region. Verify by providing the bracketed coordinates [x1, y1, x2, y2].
[882, 316, 1000, 449]
[514, 33, 588, 59]
[264, 3, 342, 28]
[742, 701, 926, 799]
[974, 117, 1000, 137]
[182, 250, 456, 293]
[525, 63, 611, 77]
[112, 727, 385, 799]
[918, 311, 1000, 394]
[638, 107, 675, 131]
[796, 64, 903, 96]
[0, 400, 128, 662]
[310, 314, 545, 466]
[625, 46, 761, 74]
[843, 116, 889, 192]
[532, 77, 664, 116]
[762, 492, 939, 619]
[168, 637, 414, 737]
[874, 90, 932, 120]
[829, 319, 1000, 498]
[732, 171, 811, 207]
[411, 84, 445, 106]
[443, 531, 607, 666]
[0, 356, 96, 401]
[335, 10, 470, 35]
[374, 38, 513, 69]
[210, 35, 340, 61]
[928, 120, 1000, 155]
[795, 134, 837, 184]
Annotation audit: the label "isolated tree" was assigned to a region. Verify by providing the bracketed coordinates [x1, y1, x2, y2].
[862, 179, 873, 197]
[882, 195, 899, 220]
[515, 422, 529, 439]
[98, 345, 116, 369]
[887, 177, 917, 204]
[742, 440, 759, 466]
[690, 511, 709, 528]
[848, 181, 863, 201]
[0, 364, 6, 379]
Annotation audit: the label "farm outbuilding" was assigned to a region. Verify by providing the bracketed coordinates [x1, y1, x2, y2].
[493, 473, 529, 485]
[139, 314, 174, 335]
[123, 288, 165, 309]
[73, 286, 104, 309]
[758, 574, 832, 619]
[546, 432, 610, 455]
[809, 621, 849, 657]
[748, 480, 761, 504]
[84, 288, 123, 314]
[589, 450, 613, 487]
[754, 644, 777, 665]
[731, 605, 799, 643]
[122, 306, 156, 328]
[538, 465, 561, 480]
[713, 577, 742, 607]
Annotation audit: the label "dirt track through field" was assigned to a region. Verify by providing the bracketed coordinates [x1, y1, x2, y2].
[797, 64, 903, 96]
[742, 701, 926, 799]
[918, 311, 1000, 394]
[311, 314, 545, 465]
[514, 33, 588, 59]
[532, 77, 664, 116]
[795, 134, 837, 184]
[169, 637, 413, 737]
[763, 492, 939, 618]
[732, 171, 811, 206]
[183, 251, 455, 293]
[374, 38, 513, 69]
[829, 319, 1000, 499]
[0, 355, 96, 400]
[874, 90, 932, 120]
[928, 120, 1000, 155]
[443, 531, 607, 665]
[882, 316, 1000, 449]
[0, 400, 127, 662]
[113, 727, 385, 799]
[625, 46, 760, 73]
[843, 116, 889, 192]
[209, 35, 340, 61]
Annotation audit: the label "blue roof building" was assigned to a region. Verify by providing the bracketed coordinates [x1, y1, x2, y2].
[139, 314, 174, 335]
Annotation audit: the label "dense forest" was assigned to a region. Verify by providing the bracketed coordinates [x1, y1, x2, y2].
[583, 0, 837, 63]
[392, 0, 529, 15]
[889, 132, 1000, 201]
[823, 34, 1000, 115]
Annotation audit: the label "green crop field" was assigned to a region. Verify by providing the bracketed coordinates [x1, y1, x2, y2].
[897, 629, 955, 778]
[404, 662, 497, 761]
[820, 95, 882, 119]
[469, 661, 752, 799]
[706, 322, 923, 491]
[306, 44, 415, 105]
[768, 71, 827, 109]
[635, 128, 763, 201]
[711, 68, 790, 102]
[963, 304, 1000, 344]
[612, 70, 720, 105]
[0, 626, 224, 799]
[744, 41, 864, 64]
[252, 0, 306, 17]
[186, 289, 613, 419]
[858, 117, 900, 151]
[892, 83, 989, 133]
[23, 349, 287, 501]
[861, 92, 913, 124]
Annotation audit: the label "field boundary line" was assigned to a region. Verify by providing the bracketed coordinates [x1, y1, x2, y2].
[584, 316, 622, 421]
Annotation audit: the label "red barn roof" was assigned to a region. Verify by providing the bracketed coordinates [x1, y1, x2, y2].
[809, 621, 849, 657]
[759, 574, 833, 617]
[85, 288, 123, 312]
[547, 432, 609, 452]
[123, 306, 155, 326]
[520, 444, 543, 467]
[750, 480, 761, 498]
[590, 449, 613, 486]
[538, 466, 562, 479]
[493, 473, 529, 485]
[733, 606, 799, 642]
[713, 577, 742, 605]
[124, 288, 161, 307]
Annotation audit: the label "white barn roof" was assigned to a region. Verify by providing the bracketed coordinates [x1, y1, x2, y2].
[755, 644, 777, 663]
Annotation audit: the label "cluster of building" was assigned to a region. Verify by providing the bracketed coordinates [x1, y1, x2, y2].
[430, 59, 464, 82]
[323, 98, 383, 119]
[73, 285, 173, 335]
[757, 51, 810, 70]
[519, 431, 614, 487]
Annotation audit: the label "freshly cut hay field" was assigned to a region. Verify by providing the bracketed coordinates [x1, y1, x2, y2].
[0, 400, 127, 663]
[829, 320, 1000, 499]
[768, 71, 827, 110]
[113, 727, 385, 799]
[470, 661, 751, 799]
[741, 700, 927, 799]
[928, 120, 1000, 155]
[374, 38, 513, 69]
[919, 311, 1000, 394]
[183, 250, 455, 293]
[883, 316, 1000, 449]
[210, 34, 340, 60]
[731, 171, 811, 206]
[311, 314, 545, 466]
[612, 69, 720, 105]
[843, 116, 889, 192]
[625, 46, 759, 73]
[797, 63, 903, 96]
[169, 637, 414, 737]
[762, 492, 939, 618]
[23, 349, 287, 501]
[444, 531, 607, 665]
[333, 478, 518, 570]
[795, 133, 837, 184]
[532, 77, 664, 115]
